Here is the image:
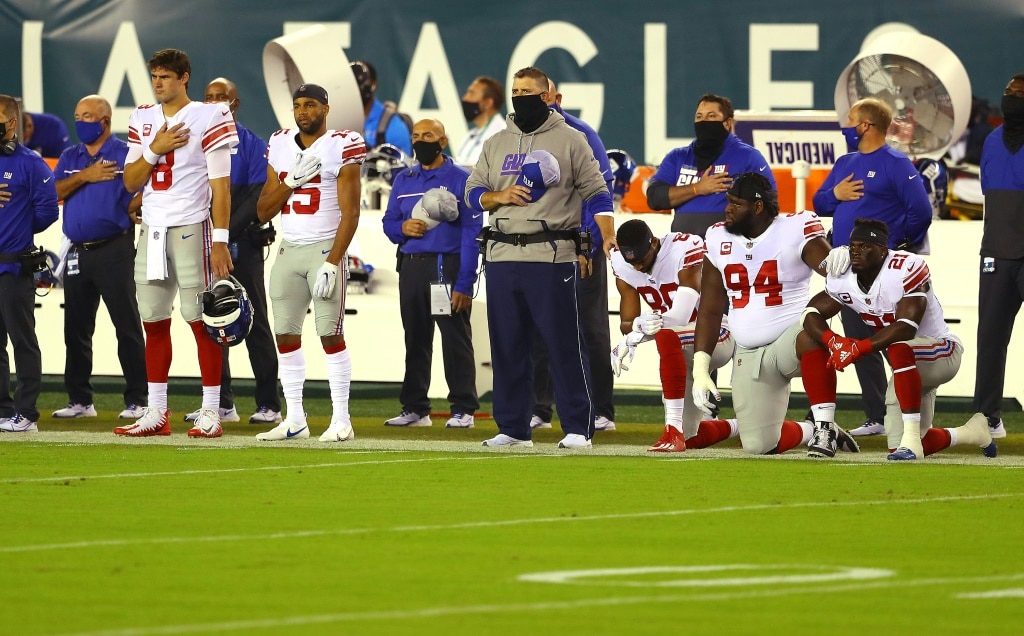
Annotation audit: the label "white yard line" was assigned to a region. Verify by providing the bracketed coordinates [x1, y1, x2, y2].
[2, 492, 1019, 554]
[55, 572, 1024, 636]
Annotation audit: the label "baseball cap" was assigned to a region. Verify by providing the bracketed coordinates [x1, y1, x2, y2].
[726, 172, 772, 202]
[292, 84, 329, 105]
[411, 188, 460, 230]
[615, 219, 655, 264]
[515, 150, 560, 201]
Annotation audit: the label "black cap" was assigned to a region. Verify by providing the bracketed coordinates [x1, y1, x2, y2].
[616, 219, 655, 264]
[727, 172, 772, 201]
[293, 84, 328, 105]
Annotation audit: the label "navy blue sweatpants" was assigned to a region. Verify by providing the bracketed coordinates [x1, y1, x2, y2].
[485, 260, 594, 439]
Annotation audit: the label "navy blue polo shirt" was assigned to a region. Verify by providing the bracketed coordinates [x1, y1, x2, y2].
[55, 135, 135, 243]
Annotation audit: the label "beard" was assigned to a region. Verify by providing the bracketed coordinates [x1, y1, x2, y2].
[297, 115, 324, 136]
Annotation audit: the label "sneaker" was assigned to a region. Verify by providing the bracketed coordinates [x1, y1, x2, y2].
[187, 408, 223, 438]
[0, 413, 38, 433]
[384, 410, 431, 427]
[848, 420, 885, 436]
[648, 425, 686, 453]
[118, 404, 146, 419]
[319, 418, 355, 442]
[887, 446, 919, 461]
[530, 415, 552, 429]
[594, 416, 616, 431]
[249, 407, 283, 424]
[835, 425, 861, 453]
[481, 433, 533, 447]
[987, 416, 1007, 439]
[445, 413, 474, 429]
[114, 408, 171, 437]
[807, 422, 838, 458]
[558, 433, 592, 449]
[256, 420, 309, 441]
[52, 403, 97, 418]
[185, 406, 239, 423]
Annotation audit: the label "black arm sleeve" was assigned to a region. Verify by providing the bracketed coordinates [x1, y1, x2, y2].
[229, 182, 265, 238]
[646, 180, 672, 210]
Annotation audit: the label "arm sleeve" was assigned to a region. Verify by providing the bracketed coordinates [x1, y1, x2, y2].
[206, 145, 232, 179]
[646, 180, 672, 210]
[454, 177, 483, 295]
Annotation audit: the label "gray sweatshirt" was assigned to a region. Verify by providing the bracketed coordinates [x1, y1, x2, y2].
[465, 111, 609, 263]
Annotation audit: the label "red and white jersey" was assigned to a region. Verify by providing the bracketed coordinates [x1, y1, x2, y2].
[705, 211, 825, 348]
[127, 101, 238, 227]
[266, 128, 366, 245]
[610, 232, 705, 323]
[826, 250, 953, 341]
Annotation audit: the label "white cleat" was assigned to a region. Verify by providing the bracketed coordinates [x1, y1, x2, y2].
[52, 403, 97, 418]
[384, 411, 432, 427]
[445, 413, 475, 429]
[185, 406, 239, 423]
[320, 418, 355, 442]
[256, 420, 310, 441]
[187, 408, 223, 438]
[249, 407, 283, 424]
[481, 434, 533, 447]
[594, 416, 616, 431]
[0, 413, 38, 433]
[530, 415, 552, 429]
[117, 404, 146, 419]
[558, 433, 592, 449]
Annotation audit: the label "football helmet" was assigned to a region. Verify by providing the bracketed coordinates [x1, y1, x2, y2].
[201, 276, 253, 347]
[913, 157, 949, 218]
[606, 148, 637, 198]
[361, 143, 410, 189]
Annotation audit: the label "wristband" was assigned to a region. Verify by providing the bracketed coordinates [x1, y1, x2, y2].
[856, 338, 874, 354]
[212, 228, 230, 244]
[822, 329, 837, 346]
[142, 147, 160, 165]
[692, 184, 699, 196]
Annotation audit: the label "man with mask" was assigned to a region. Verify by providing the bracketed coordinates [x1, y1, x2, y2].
[647, 93, 774, 237]
[813, 97, 931, 437]
[466, 66, 613, 449]
[382, 118, 482, 429]
[455, 76, 504, 165]
[973, 72, 1024, 440]
[51, 95, 147, 421]
[350, 60, 412, 155]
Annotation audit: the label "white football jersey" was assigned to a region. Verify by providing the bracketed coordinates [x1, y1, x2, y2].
[266, 128, 366, 245]
[704, 211, 826, 348]
[127, 101, 238, 227]
[826, 250, 952, 341]
[610, 232, 705, 323]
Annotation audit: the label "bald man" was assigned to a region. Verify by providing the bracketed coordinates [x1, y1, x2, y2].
[198, 77, 282, 425]
[52, 95, 148, 420]
[381, 118, 483, 429]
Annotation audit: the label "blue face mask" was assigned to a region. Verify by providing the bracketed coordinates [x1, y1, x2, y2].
[75, 119, 105, 144]
[841, 125, 862, 152]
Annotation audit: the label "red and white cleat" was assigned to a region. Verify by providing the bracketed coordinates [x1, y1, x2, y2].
[647, 425, 687, 453]
[114, 408, 172, 437]
[187, 408, 223, 438]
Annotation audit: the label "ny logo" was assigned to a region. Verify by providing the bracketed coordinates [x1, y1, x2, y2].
[3, 171, 11, 179]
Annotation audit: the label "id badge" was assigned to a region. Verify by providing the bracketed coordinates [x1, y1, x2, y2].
[430, 282, 452, 316]
[66, 248, 80, 277]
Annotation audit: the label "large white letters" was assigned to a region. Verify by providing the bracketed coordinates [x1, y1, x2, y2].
[643, 23, 690, 165]
[399, 22, 466, 148]
[97, 22, 154, 132]
[21, 21, 44, 113]
[748, 24, 818, 111]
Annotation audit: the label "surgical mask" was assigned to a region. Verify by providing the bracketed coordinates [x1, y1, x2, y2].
[412, 140, 443, 165]
[693, 120, 729, 144]
[1002, 95, 1024, 119]
[511, 94, 550, 133]
[841, 125, 862, 152]
[75, 119, 105, 144]
[461, 100, 482, 122]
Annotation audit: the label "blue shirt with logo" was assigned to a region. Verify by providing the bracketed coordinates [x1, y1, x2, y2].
[55, 134, 135, 243]
[0, 144, 59, 275]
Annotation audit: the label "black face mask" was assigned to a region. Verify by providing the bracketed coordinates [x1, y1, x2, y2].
[413, 140, 444, 165]
[693, 120, 730, 172]
[511, 94, 550, 134]
[461, 100, 482, 122]
[1001, 94, 1024, 153]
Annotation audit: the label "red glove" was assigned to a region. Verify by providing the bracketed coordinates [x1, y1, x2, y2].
[823, 329, 842, 353]
[827, 336, 874, 371]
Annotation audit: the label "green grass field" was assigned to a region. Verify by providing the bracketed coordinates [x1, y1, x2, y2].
[3, 388, 1023, 635]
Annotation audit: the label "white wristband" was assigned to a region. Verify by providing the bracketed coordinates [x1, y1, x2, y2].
[212, 228, 230, 244]
[142, 147, 160, 165]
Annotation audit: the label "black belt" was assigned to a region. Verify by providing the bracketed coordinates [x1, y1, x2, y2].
[0, 252, 21, 264]
[404, 252, 444, 259]
[487, 229, 579, 247]
[75, 229, 131, 251]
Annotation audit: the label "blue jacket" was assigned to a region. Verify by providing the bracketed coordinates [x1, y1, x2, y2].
[813, 144, 931, 248]
[228, 122, 268, 237]
[0, 143, 59, 275]
[552, 103, 613, 247]
[383, 157, 482, 295]
[25, 112, 72, 158]
[980, 125, 1024, 259]
[363, 99, 412, 155]
[55, 134, 135, 243]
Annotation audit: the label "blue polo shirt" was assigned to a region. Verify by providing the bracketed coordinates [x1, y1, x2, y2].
[55, 135, 135, 243]
[552, 103, 613, 247]
[0, 143, 59, 275]
[382, 157, 482, 295]
[363, 99, 412, 155]
[26, 112, 72, 158]
[230, 122, 267, 187]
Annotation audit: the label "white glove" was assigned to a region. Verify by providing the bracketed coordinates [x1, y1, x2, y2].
[284, 152, 322, 189]
[631, 312, 663, 336]
[823, 245, 851, 277]
[690, 351, 720, 416]
[610, 332, 646, 377]
[313, 261, 339, 299]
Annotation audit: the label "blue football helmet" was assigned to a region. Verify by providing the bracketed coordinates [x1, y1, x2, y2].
[201, 276, 253, 347]
[913, 158, 949, 218]
[606, 148, 637, 198]
[361, 143, 409, 188]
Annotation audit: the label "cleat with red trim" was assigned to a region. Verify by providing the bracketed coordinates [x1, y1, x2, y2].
[647, 425, 687, 453]
[114, 408, 172, 437]
[187, 408, 223, 438]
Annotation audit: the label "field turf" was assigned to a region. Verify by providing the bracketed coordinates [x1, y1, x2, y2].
[2, 389, 1022, 635]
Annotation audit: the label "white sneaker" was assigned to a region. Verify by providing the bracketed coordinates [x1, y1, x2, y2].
[52, 403, 97, 418]
[320, 418, 355, 442]
[118, 404, 146, 419]
[187, 408, 223, 438]
[848, 420, 885, 436]
[184, 406, 239, 423]
[256, 420, 310, 441]
[987, 416, 1007, 439]
[594, 416, 616, 431]
[445, 413, 474, 428]
[481, 433, 533, 447]
[558, 433, 592, 449]
[0, 413, 38, 433]
[249, 407, 283, 424]
[384, 410, 432, 427]
[530, 415, 552, 429]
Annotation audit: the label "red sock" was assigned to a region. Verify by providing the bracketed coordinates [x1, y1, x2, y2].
[774, 420, 805, 454]
[323, 340, 347, 355]
[922, 428, 952, 456]
[189, 320, 224, 386]
[656, 330, 687, 399]
[143, 319, 172, 382]
[889, 343, 922, 411]
[800, 348, 836, 405]
[687, 419, 731, 449]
